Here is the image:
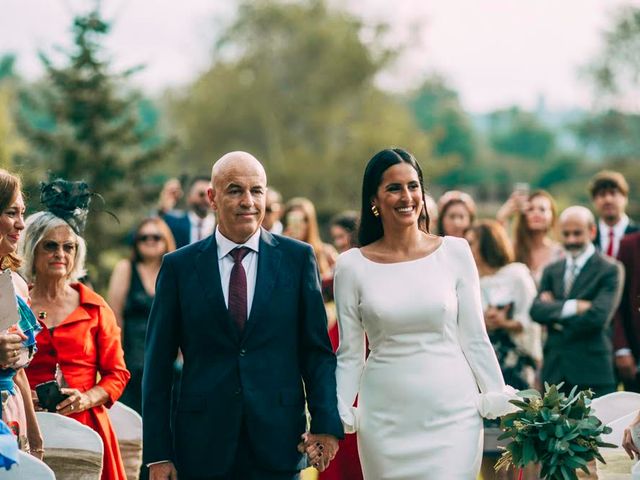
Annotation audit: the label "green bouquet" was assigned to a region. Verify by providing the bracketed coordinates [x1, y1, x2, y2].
[495, 383, 616, 480]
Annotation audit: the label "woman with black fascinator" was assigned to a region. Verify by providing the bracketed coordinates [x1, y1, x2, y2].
[320, 148, 517, 478]
[21, 180, 130, 480]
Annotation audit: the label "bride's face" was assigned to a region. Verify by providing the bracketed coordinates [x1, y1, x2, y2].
[372, 163, 423, 229]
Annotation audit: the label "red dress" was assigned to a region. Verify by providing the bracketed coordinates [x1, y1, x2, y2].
[26, 283, 131, 480]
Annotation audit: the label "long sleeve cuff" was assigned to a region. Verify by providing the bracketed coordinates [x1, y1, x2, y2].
[477, 385, 519, 419]
[561, 300, 578, 318]
[337, 396, 359, 434]
[615, 348, 633, 357]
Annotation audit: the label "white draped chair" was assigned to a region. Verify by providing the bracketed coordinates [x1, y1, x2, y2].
[591, 391, 640, 427]
[36, 411, 104, 480]
[107, 401, 143, 480]
[2, 450, 55, 479]
[590, 392, 640, 479]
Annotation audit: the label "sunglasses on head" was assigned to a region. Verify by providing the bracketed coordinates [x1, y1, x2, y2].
[137, 234, 163, 243]
[42, 241, 77, 254]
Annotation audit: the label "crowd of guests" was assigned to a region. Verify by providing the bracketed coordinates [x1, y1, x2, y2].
[0, 163, 638, 479]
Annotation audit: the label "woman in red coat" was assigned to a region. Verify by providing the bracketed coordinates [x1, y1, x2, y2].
[20, 200, 130, 480]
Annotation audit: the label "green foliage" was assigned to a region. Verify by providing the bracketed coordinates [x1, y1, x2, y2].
[585, 5, 640, 104]
[496, 383, 615, 480]
[488, 108, 555, 160]
[167, 0, 437, 215]
[408, 76, 476, 187]
[16, 9, 174, 287]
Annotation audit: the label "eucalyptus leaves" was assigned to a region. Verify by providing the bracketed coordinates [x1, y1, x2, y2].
[496, 383, 616, 480]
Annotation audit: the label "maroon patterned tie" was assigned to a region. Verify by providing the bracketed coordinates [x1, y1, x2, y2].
[229, 247, 251, 332]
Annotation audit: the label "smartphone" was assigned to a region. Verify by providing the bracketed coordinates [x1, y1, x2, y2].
[35, 380, 69, 412]
[514, 182, 530, 196]
[286, 210, 306, 240]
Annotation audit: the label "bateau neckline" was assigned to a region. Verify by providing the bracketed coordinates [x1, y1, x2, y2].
[356, 237, 446, 265]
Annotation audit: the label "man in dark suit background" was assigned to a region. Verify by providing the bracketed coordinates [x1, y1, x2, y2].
[590, 170, 638, 257]
[159, 176, 216, 249]
[531, 206, 624, 397]
[143, 151, 342, 480]
[613, 232, 640, 391]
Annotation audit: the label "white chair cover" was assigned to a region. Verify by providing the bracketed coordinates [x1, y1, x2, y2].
[1, 450, 55, 479]
[36, 411, 104, 480]
[592, 392, 640, 426]
[107, 401, 143, 480]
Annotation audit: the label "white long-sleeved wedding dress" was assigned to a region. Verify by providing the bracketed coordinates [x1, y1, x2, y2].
[334, 236, 516, 480]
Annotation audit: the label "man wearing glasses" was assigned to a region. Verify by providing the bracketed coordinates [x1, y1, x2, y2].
[159, 176, 216, 248]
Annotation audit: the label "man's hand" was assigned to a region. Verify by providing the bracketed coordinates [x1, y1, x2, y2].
[149, 462, 178, 480]
[539, 291, 555, 303]
[616, 354, 638, 381]
[576, 300, 592, 314]
[297, 433, 339, 472]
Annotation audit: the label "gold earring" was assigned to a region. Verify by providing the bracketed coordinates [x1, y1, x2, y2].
[371, 205, 380, 217]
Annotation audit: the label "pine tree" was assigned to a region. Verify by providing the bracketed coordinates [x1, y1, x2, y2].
[18, 8, 174, 287]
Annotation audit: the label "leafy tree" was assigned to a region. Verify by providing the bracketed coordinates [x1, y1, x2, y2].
[408, 76, 477, 188]
[17, 9, 174, 286]
[586, 5, 640, 108]
[488, 108, 555, 160]
[0, 55, 26, 169]
[167, 0, 439, 215]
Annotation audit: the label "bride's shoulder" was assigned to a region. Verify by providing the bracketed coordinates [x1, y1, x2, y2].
[336, 247, 363, 267]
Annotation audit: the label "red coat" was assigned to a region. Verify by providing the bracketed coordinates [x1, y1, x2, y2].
[614, 232, 640, 358]
[26, 283, 131, 480]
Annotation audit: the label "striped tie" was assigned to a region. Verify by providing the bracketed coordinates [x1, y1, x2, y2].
[564, 263, 579, 298]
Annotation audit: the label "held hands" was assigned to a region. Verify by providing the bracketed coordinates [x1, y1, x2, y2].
[297, 433, 339, 472]
[149, 462, 178, 480]
[57, 388, 91, 415]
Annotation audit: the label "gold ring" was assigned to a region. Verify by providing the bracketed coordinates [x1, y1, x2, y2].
[70, 405, 74, 411]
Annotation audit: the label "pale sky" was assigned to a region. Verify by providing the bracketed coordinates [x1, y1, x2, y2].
[1, 0, 638, 113]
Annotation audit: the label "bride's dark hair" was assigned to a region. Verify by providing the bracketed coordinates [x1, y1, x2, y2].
[358, 148, 429, 247]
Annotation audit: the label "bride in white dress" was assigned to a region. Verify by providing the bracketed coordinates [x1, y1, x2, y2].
[334, 148, 516, 479]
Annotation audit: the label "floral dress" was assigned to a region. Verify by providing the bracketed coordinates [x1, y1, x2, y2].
[0, 295, 41, 450]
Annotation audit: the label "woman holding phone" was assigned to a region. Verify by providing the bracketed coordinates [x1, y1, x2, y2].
[21, 181, 130, 480]
[497, 188, 563, 285]
[282, 197, 337, 280]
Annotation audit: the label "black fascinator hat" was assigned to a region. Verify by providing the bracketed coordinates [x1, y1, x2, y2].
[40, 179, 92, 235]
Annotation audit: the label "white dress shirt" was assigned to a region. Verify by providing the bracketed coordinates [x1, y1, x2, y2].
[215, 227, 261, 316]
[560, 242, 596, 318]
[189, 211, 216, 244]
[598, 214, 629, 258]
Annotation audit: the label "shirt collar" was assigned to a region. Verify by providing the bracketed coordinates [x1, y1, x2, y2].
[215, 227, 261, 260]
[566, 242, 596, 270]
[599, 214, 629, 237]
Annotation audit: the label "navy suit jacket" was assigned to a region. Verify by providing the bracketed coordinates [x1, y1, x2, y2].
[161, 212, 191, 249]
[142, 229, 343, 476]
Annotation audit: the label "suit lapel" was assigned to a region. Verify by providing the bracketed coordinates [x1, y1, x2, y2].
[241, 230, 282, 343]
[195, 235, 239, 343]
[553, 259, 568, 299]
